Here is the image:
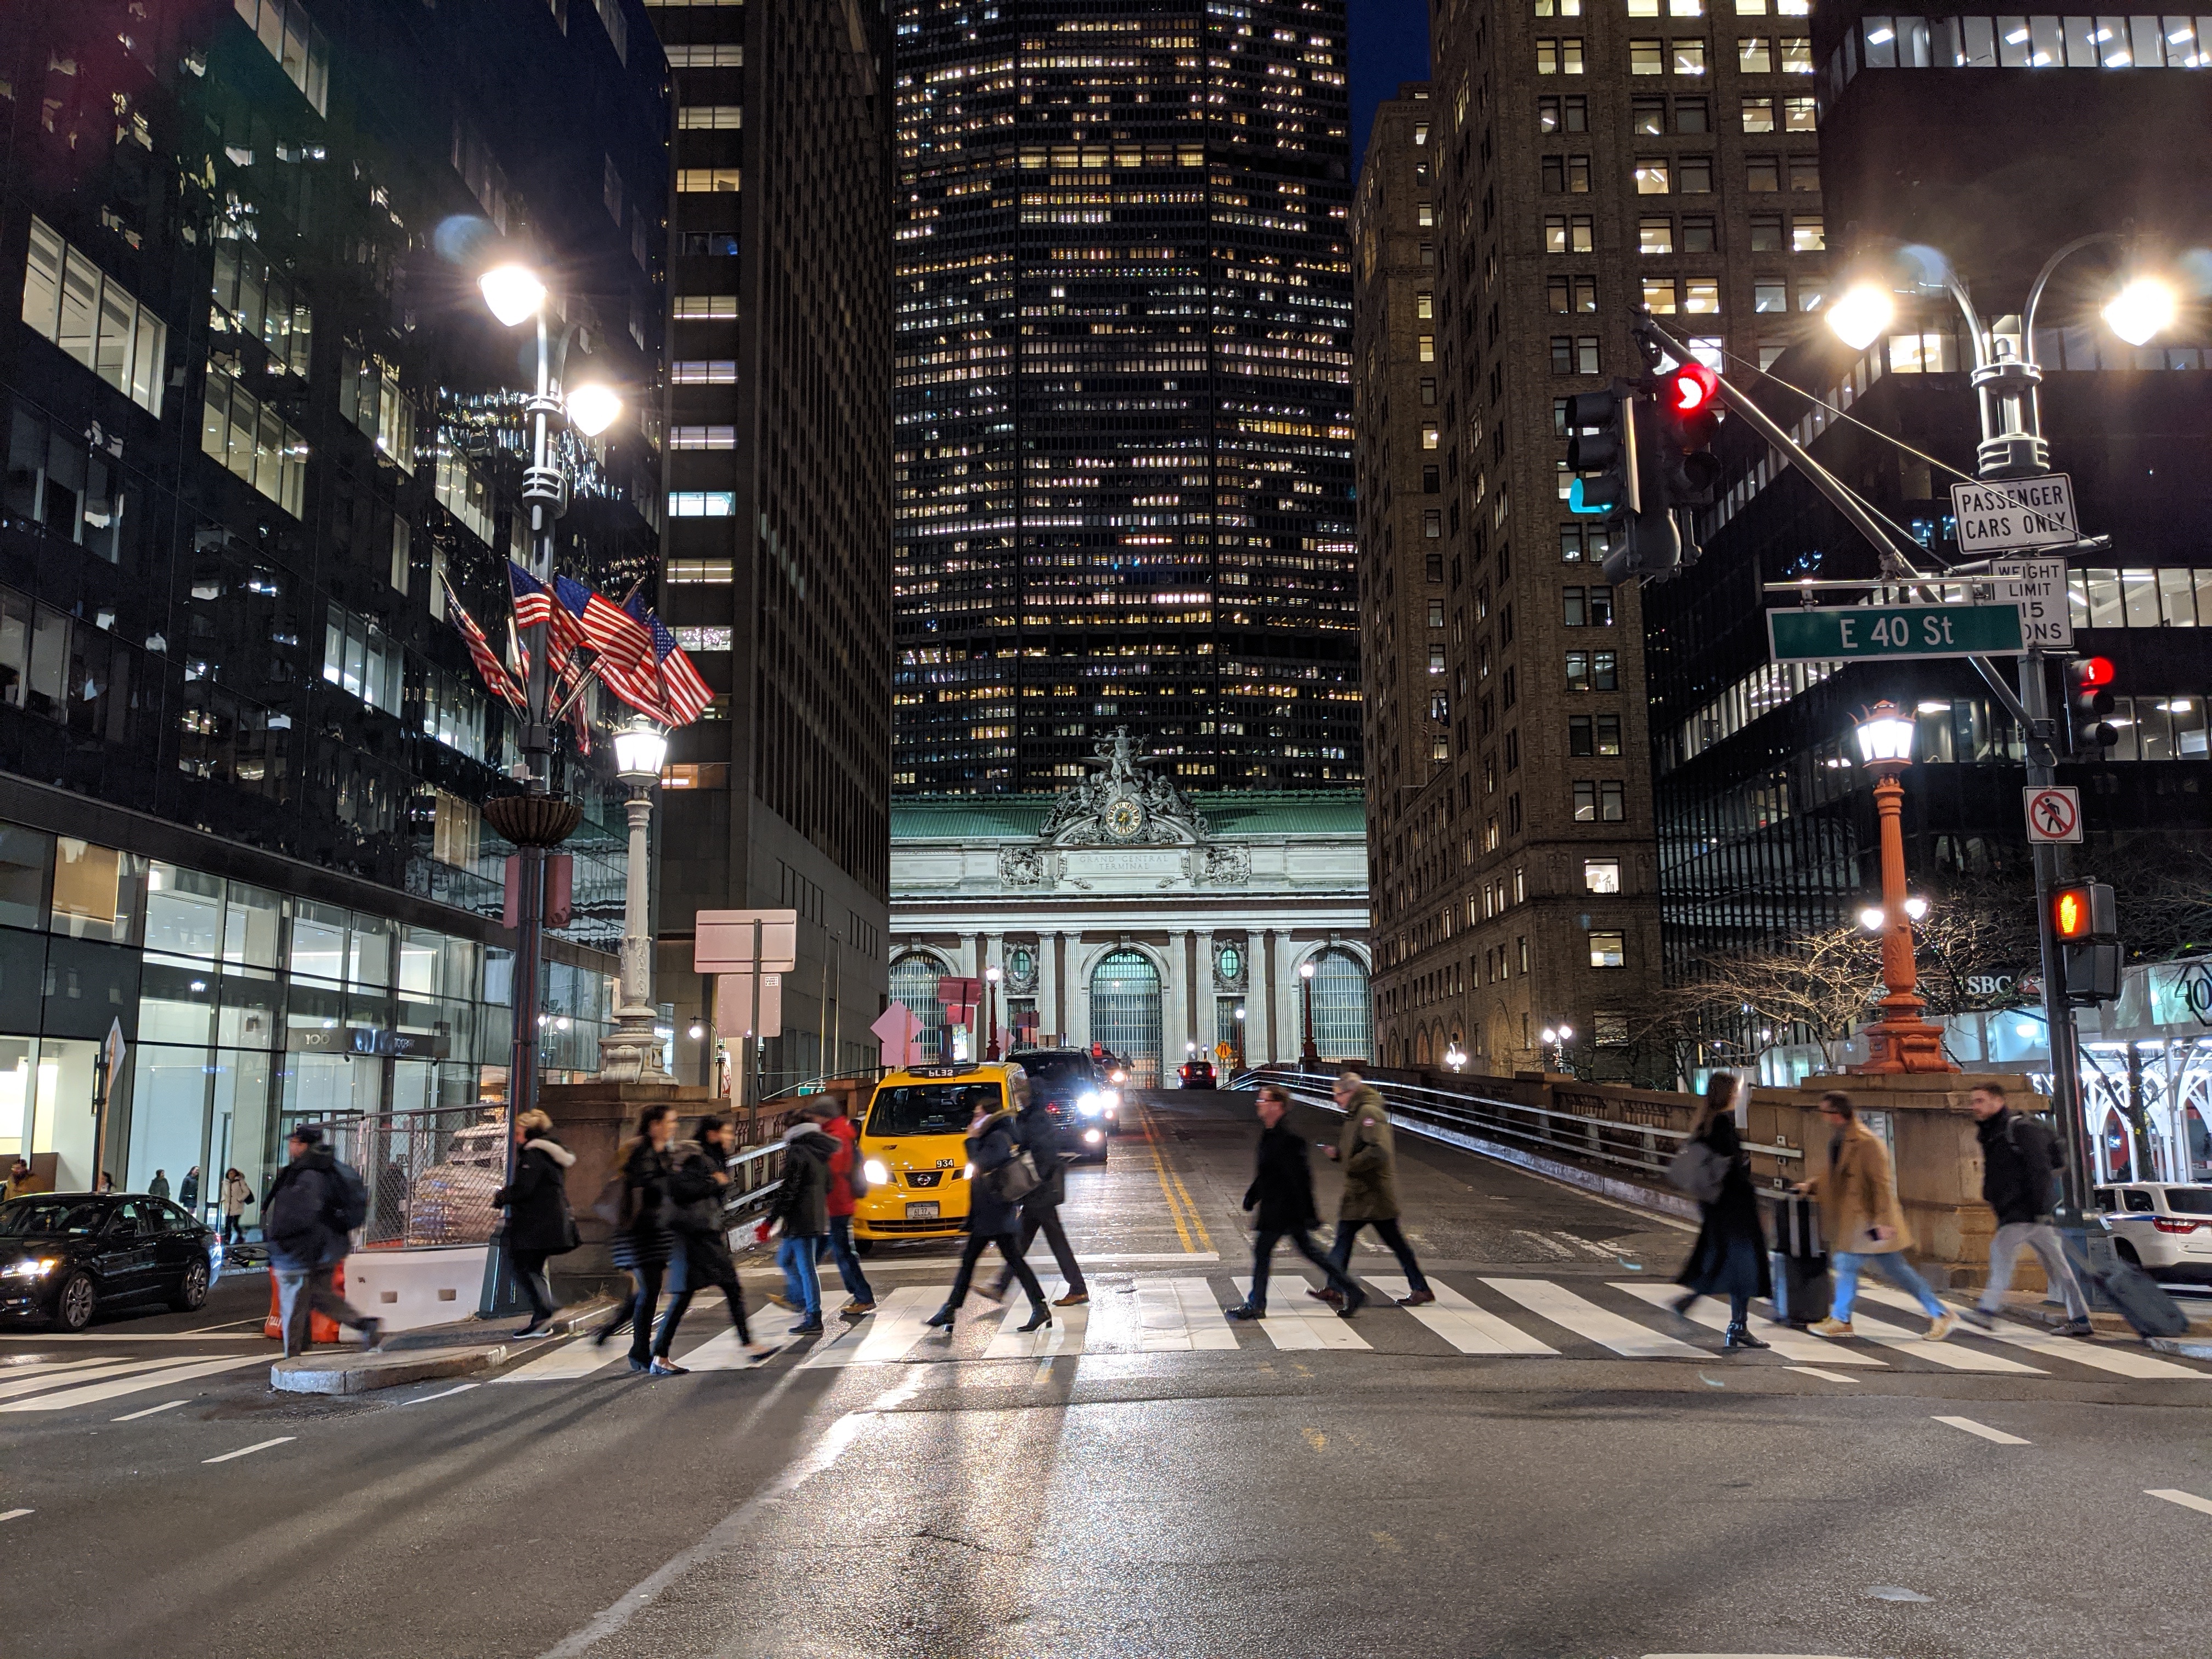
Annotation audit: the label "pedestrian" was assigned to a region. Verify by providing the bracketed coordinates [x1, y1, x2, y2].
[148, 1169, 171, 1200]
[262, 1124, 379, 1358]
[1961, 1081, 2092, 1336]
[988, 1077, 1090, 1308]
[1669, 1075, 1773, 1352]
[1, 1156, 32, 1199]
[1224, 1084, 1366, 1321]
[651, 1116, 778, 1369]
[1797, 1091, 1957, 1340]
[924, 1090, 1051, 1333]
[492, 1108, 579, 1338]
[219, 1167, 254, 1244]
[180, 1166, 201, 1212]
[811, 1096, 877, 1319]
[596, 1102, 680, 1374]
[96, 1171, 114, 1194]
[763, 1113, 839, 1336]
[1311, 1070, 1434, 1308]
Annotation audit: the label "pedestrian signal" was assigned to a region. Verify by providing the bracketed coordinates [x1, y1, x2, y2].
[2052, 882, 2115, 942]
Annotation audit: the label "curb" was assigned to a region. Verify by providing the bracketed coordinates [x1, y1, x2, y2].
[271, 1344, 507, 1396]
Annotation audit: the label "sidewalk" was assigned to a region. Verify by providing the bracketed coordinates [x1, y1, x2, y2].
[269, 1296, 617, 1395]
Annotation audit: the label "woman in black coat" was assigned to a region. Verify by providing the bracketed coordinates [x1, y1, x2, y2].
[989, 1082, 1088, 1305]
[648, 1116, 778, 1370]
[493, 1109, 579, 1337]
[1673, 1074, 1774, 1352]
[926, 1095, 1049, 1333]
[597, 1102, 681, 1373]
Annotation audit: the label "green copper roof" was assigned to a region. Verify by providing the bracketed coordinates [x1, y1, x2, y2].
[889, 791, 1367, 842]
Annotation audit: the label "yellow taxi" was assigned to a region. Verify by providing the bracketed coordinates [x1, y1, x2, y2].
[851, 1061, 1027, 1248]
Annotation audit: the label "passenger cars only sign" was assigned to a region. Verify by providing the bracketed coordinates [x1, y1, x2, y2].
[1950, 474, 2079, 554]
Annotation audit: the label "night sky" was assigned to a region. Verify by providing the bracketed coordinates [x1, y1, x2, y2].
[1349, 0, 1434, 174]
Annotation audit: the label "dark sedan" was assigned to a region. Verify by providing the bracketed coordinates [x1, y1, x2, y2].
[0, 1194, 217, 1330]
[1178, 1058, 1217, 1090]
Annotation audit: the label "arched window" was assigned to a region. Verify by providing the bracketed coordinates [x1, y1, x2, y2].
[1090, 949, 1162, 1087]
[889, 953, 948, 1062]
[1308, 947, 1373, 1062]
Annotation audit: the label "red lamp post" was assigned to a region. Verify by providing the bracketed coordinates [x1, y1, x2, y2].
[1849, 699, 1957, 1075]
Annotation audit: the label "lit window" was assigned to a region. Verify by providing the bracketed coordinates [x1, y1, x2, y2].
[669, 492, 736, 516]
[1635, 157, 1672, 194]
[677, 105, 744, 128]
[1584, 858, 1622, 893]
[1685, 278, 1720, 313]
[1630, 37, 1665, 72]
[1791, 215, 1825, 252]
[1589, 929, 1627, 968]
[672, 360, 738, 383]
[676, 168, 742, 193]
[1674, 39, 1708, 74]
[20, 218, 168, 417]
[669, 426, 737, 449]
[1639, 217, 1674, 255]
[674, 294, 740, 318]
[1742, 94, 1776, 130]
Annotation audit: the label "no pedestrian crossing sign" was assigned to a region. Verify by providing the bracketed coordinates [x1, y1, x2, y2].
[1767, 602, 2024, 663]
[1950, 474, 2079, 555]
[2024, 785, 2084, 844]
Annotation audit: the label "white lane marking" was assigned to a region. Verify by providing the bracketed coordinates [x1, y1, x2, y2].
[2146, 1487, 2212, 1517]
[1364, 1276, 1560, 1355]
[1861, 1285, 2207, 1380]
[490, 1334, 628, 1384]
[402, 1383, 480, 1406]
[1131, 1275, 1238, 1351]
[804, 1284, 946, 1368]
[1840, 1305, 2045, 1375]
[111, 1398, 190, 1421]
[1510, 1229, 1577, 1260]
[983, 1282, 1088, 1358]
[0, 1358, 170, 1402]
[1229, 1276, 1372, 1351]
[1070, 1251, 1220, 1263]
[1644, 1654, 1874, 1658]
[202, 1435, 295, 1464]
[1613, 1283, 1887, 1367]
[1784, 1367, 1859, 1383]
[1480, 1278, 1706, 1359]
[0, 1354, 264, 1412]
[1933, 1414, 2031, 1445]
[0, 1508, 31, 1523]
[670, 1327, 771, 1372]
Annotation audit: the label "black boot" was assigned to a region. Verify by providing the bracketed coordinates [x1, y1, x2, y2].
[1724, 1323, 1770, 1352]
[1018, 1304, 1052, 1333]
[1671, 1291, 1699, 1316]
[923, 1304, 955, 1329]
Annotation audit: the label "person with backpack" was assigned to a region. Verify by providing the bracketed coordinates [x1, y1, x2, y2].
[492, 1109, 579, 1338]
[924, 1092, 1050, 1333]
[1796, 1091, 1957, 1341]
[1668, 1074, 1772, 1352]
[263, 1124, 380, 1358]
[650, 1116, 780, 1369]
[762, 1113, 840, 1336]
[1961, 1081, 2091, 1335]
[811, 1097, 876, 1319]
[988, 1077, 1089, 1307]
[595, 1102, 682, 1373]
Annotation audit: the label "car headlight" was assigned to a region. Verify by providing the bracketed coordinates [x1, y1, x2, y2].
[1099, 1089, 1119, 1110]
[1076, 1091, 1103, 1118]
[2, 1257, 58, 1279]
[1082, 1129, 1103, 1144]
[863, 1159, 890, 1186]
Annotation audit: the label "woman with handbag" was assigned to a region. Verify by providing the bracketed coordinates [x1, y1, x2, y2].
[1671, 1074, 1774, 1352]
[596, 1102, 682, 1374]
[493, 1109, 579, 1338]
[651, 1116, 779, 1369]
[925, 1092, 1050, 1333]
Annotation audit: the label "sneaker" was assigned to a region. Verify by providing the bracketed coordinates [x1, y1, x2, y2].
[839, 1302, 876, 1319]
[1926, 1312, 1959, 1342]
[2057, 1318, 2095, 1338]
[1957, 1306, 1996, 1330]
[1223, 1302, 1264, 1322]
[1397, 1289, 1436, 1307]
[1809, 1317, 1855, 1338]
[1054, 1291, 1090, 1307]
[357, 1318, 383, 1353]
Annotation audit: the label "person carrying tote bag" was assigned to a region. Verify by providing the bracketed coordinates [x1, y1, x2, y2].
[1670, 1075, 1774, 1352]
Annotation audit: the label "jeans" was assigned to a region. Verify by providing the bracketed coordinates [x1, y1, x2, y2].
[992, 1206, 1086, 1299]
[623, 1261, 667, 1365]
[222, 1214, 246, 1245]
[948, 1230, 1043, 1311]
[512, 1248, 557, 1323]
[1249, 1226, 1361, 1313]
[777, 1234, 824, 1322]
[275, 1263, 371, 1358]
[1981, 1221, 2090, 1321]
[1327, 1217, 1431, 1295]
[819, 1216, 874, 1305]
[653, 1249, 751, 1355]
[1831, 1249, 1944, 1323]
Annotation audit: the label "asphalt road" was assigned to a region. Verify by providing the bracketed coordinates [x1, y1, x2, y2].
[5, 1087, 2210, 1659]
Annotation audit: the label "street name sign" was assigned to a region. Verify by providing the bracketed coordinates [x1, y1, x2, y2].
[1768, 602, 2024, 663]
[1950, 474, 2079, 554]
[2024, 785, 2084, 844]
[1978, 557, 2073, 651]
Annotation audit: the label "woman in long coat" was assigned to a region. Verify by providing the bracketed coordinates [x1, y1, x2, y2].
[924, 1092, 1050, 1333]
[1673, 1074, 1774, 1352]
[494, 1108, 579, 1337]
[597, 1101, 681, 1374]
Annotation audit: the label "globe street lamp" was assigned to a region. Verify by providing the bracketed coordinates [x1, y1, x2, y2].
[1298, 958, 1319, 1068]
[1850, 701, 1957, 1074]
[1444, 1040, 1466, 1073]
[984, 964, 1002, 1062]
[1539, 1023, 1574, 1075]
[600, 717, 670, 1082]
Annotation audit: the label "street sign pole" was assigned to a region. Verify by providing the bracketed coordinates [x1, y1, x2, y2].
[2018, 650, 2092, 1223]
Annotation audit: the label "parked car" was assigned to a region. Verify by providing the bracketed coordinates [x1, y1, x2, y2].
[1011, 1046, 1115, 1160]
[1178, 1058, 1217, 1090]
[0, 1194, 216, 1330]
[404, 1115, 509, 1246]
[2096, 1183, 2212, 1283]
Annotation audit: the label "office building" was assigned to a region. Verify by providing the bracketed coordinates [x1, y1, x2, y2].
[647, 0, 896, 1091]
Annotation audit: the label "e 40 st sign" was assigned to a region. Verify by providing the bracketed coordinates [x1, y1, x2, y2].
[1768, 602, 2025, 663]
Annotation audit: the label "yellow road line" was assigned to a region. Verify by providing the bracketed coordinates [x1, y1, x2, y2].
[1137, 1101, 1211, 1252]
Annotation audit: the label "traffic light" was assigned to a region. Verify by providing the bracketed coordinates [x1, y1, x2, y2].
[2065, 655, 2118, 757]
[1652, 363, 1725, 509]
[2052, 880, 2121, 1003]
[1566, 385, 1639, 519]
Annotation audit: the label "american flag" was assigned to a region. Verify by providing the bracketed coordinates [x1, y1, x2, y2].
[553, 574, 653, 666]
[597, 653, 676, 724]
[645, 610, 714, 725]
[508, 562, 586, 654]
[442, 582, 525, 712]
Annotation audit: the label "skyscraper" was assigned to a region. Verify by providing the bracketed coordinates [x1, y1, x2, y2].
[890, 0, 1362, 795]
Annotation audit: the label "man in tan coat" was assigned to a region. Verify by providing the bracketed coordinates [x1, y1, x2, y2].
[1310, 1071, 1435, 1308]
[1797, 1091, 1956, 1340]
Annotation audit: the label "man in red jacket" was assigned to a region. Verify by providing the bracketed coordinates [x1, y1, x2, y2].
[813, 1097, 877, 1318]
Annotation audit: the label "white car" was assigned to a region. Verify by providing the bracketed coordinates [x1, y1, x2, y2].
[2096, 1183, 2212, 1284]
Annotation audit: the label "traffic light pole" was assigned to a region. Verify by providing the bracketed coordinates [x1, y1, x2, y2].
[2017, 650, 2093, 1222]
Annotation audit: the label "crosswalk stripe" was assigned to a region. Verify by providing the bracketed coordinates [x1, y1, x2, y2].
[1839, 1305, 2045, 1374]
[1857, 1285, 2208, 1380]
[1363, 1277, 1561, 1355]
[0, 1353, 265, 1413]
[804, 1284, 946, 1368]
[1229, 1277, 1371, 1351]
[490, 1334, 627, 1383]
[983, 1282, 1087, 1358]
[673, 1327, 772, 1372]
[1611, 1283, 1887, 1367]
[0, 1356, 184, 1403]
[1133, 1276, 1238, 1351]
[1934, 1414, 2030, 1444]
[0, 1357, 109, 1391]
[1480, 1277, 1707, 1358]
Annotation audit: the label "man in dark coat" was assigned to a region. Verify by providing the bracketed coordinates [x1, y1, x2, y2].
[1962, 1081, 2091, 1334]
[989, 1082, 1090, 1307]
[492, 1108, 578, 1336]
[263, 1124, 380, 1358]
[1225, 1085, 1367, 1320]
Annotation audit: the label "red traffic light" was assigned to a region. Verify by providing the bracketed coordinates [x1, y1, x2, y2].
[2054, 888, 2090, 940]
[2069, 655, 2115, 689]
[1665, 363, 1719, 415]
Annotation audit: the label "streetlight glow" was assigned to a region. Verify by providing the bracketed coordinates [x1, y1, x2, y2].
[2102, 275, 2177, 346]
[479, 262, 547, 327]
[1903, 895, 1930, 921]
[1540, 1027, 1558, 1046]
[1827, 283, 1896, 351]
[1853, 699, 1917, 766]
[1859, 905, 1888, 932]
[566, 381, 623, 436]
[612, 716, 668, 783]
[1299, 960, 1316, 980]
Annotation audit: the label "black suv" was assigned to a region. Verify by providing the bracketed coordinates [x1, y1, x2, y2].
[1011, 1047, 1117, 1161]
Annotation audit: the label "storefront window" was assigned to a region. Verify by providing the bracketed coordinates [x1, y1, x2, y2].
[145, 864, 224, 960]
[42, 936, 139, 1040]
[137, 959, 216, 1044]
[0, 1037, 29, 1164]
[348, 912, 394, 989]
[31, 1038, 100, 1189]
[223, 881, 284, 969]
[126, 1043, 213, 1201]
[50, 839, 142, 943]
[218, 971, 280, 1049]
[289, 899, 346, 983]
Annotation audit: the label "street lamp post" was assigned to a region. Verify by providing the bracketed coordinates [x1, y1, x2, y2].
[599, 717, 670, 1082]
[1849, 701, 1957, 1075]
[1444, 1040, 1466, 1073]
[1539, 1024, 1574, 1075]
[1297, 958, 1318, 1069]
[983, 964, 1002, 1062]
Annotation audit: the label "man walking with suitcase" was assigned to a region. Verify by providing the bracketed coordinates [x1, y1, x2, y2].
[1960, 1082, 2092, 1336]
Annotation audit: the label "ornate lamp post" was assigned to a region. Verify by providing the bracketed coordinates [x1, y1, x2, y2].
[600, 716, 670, 1082]
[1299, 958, 1319, 1068]
[983, 964, 1002, 1062]
[1444, 1039, 1466, 1073]
[1539, 1023, 1574, 1076]
[1850, 700, 1957, 1074]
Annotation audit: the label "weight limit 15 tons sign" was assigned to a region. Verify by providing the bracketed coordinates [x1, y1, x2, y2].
[1768, 602, 2025, 663]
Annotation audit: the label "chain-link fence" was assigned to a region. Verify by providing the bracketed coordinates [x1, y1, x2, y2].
[325, 1103, 508, 1249]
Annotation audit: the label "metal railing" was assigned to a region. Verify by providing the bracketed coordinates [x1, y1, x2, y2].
[324, 1104, 508, 1250]
[1239, 1064, 1803, 1192]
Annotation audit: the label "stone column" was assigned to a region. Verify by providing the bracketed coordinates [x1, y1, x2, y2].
[1062, 933, 1088, 1052]
[1194, 928, 1216, 1058]
[1162, 930, 1190, 1074]
[1036, 932, 1059, 1047]
[1271, 929, 1299, 1065]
